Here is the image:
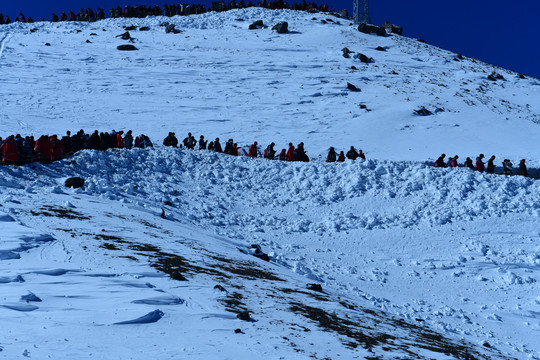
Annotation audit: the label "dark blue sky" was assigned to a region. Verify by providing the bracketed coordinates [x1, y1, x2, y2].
[1, 0, 539, 78]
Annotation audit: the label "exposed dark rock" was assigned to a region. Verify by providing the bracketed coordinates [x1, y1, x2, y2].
[65, 177, 85, 189]
[518, 73, 526, 79]
[170, 271, 186, 281]
[326, 18, 334, 23]
[139, 26, 150, 31]
[351, 66, 357, 70]
[86, 40, 91, 43]
[117, 44, 138, 51]
[321, 19, 327, 24]
[163, 201, 173, 206]
[307, 8, 319, 13]
[236, 18, 245, 21]
[357, 53, 370, 63]
[214, 284, 227, 292]
[90, 33, 97, 36]
[253, 253, 270, 262]
[249, 20, 264, 29]
[234, 328, 243, 334]
[357, 23, 386, 36]
[237, 311, 251, 321]
[382, 21, 403, 35]
[342, 47, 351, 58]
[457, 53, 464, 60]
[30, 28, 38, 33]
[415, 107, 432, 116]
[124, 25, 137, 31]
[116, 31, 131, 40]
[347, 82, 360, 92]
[488, 72, 505, 81]
[359, 104, 367, 109]
[272, 22, 288, 34]
[45, 43, 51, 46]
[160, 208, 166, 219]
[307, 283, 324, 293]
[165, 24, 176, 34]
[375, 46, 386, 51]
[338, 9, 349, 18]
[417, 39, 427, 43]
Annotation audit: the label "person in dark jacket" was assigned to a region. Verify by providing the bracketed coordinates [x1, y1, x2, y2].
[326, 147, 337, 162]
[213, 138, 222, 153]
[435, 153, 446, 168]
[346, 146, 358, 160]
[163, 132, 178, 147]
[486, 155, 496, 174]
[337, 151, 345, 162]
[88, 130, 100, 150]
[502, 159, 513, 175]
[265, 142, 276, 159]
[465, 157, 474, 169]
[199, 135, 207, 150]
[476, 154, 485, 172]
[519, 159, 528, 177]
[124, 130, 133, 149]
[183, 132, 196, 149]
[61, 131, 73, 156]
[224, 139, 234, 155]
[296, 142, 309, 162]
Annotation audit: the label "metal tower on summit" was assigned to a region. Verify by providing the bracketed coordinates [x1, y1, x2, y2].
[353, 0, 371, 24]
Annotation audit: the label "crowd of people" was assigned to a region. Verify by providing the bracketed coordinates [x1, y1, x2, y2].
[0, 131, 534, 180]
[434, 153, 529, 177]
[0, 1, 332, 25]
[0, 130, 152, 165]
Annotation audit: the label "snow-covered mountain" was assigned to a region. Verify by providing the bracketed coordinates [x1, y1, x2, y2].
[1, 8, 539, 360]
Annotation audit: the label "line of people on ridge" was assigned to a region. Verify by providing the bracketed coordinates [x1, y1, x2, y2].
[0, 1, 331, 26]
[163, 132, 312, 161]
[0, 130, 151, 165]
[326, 146, 366, 162]
[434, 153, 529, 177]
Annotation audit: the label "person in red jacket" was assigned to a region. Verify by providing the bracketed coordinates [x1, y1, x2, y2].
[1, 135, 19, 165]
[117, 131, 124, 148]
[248, 141, 258, 158]
[49, 135, 64, 161]
[279, 149, 287, 160]
[337, 151, 345, 162]
[60, 12, 68, 21]
[33, 135, 51, 163]
[286, 143, 295, 161]
[233, 143, 239, 156]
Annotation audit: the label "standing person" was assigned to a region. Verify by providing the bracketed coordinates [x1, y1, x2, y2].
[163, 132, 178, 147]
[358, 149, 366, 160]
[183, 132, 196, 149]
[434, 153, 446, 168]
[213, 138, 222, 153]
[518, 159, 529, 177]
[116, 131, 125, 148]
[33, 135, 51, 163]
[296, 142, 309, 162]
[265, 142, 276, 159]
[232, 143, 240, 156]
[199, 135, 207, 150]
[279, 149, 287, 160]
[487, 155, 496, 174]
[286, 143, 295, 161]
[0, 135, 19, 165]
[502, 159, 513, 175]
[61, 131, 73, 156]
[18, 13, 26, 23]
[465, 157, 474, 169]
[224, 139, 234, 155]
[124, 130, 133, 149]
[476, 154, 485, 172]
[49, 135, 64, 161]
[326, 147, 337, 162]
[337, 151, 345, 162]
[346, 146, 358, 160]
[449, 155, 459, 168]
[248, 141, 258, 158]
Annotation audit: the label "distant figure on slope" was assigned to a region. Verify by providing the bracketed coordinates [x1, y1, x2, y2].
[279, 148, 287, 161]
[0, 135, 19, 165]
[232, 142, 240, 156]
[358, 149, 366, 160]
[486, 155, 496, 174]
[49, 135, 64, 161]
[286, 143, 295, 161]
[449, 155, 459, 168]
[142, 135, 153, 148]
[18, 13, 26, 23]
[224, 139, 234, 155]
[61, 131, 73, 156]
[337, 151, 345, 162]
[51, 13, 59, 22]
[116, 131, 124, 148]
[163, 132, 178, 147]
[124, 130, 133, 149]
[33, 135, 51, 163]
[248, 141, 258, 158]
[434, 153, 446, 168]
[465, 157, 474, 169]
[502, 159, 513, 175]
[183, 132, 196, 149]
[213, 138, 222, 153]
[476, 154, 485, 172]
[326, 147, 337, 163]
[199, 135, 207, 150]
[265, 142, 276, 159]
[296, 142, 309, 162]
[60, 12, 68, 21]
[518, 159, 528, 177]
[346, 146, 358, 160]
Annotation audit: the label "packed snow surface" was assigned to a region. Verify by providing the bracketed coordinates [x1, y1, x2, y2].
[1, 7, 540, 360]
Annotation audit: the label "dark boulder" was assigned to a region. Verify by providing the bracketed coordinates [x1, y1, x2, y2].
[358, 23, 386, 36]
[347, 82, 360, 92]
[272, 22, 288, 34]
[342, 47, 351, 58]
[488, 72, 505, 81]
[65, 177, 85, 189]
[417, 39, 427, 43]
[415, 107, 432, 116]
[117, 44, 138, 51]
[214, 285, 227, 292]
[234, 328, 243, 334]
[116, 31, 131, 40]
[237, 311, 251, 321]
[170, 271, 186, 281]
[518, 73, 526, 79]
[139, 26, 150, 31]
[338, 9, 349, 18]
[306, 283, 323, 292]
[124, 25, 137, 31]
[382, 21, 403, 35]
[249, 20, 264, 29]
[375, 46, 386, 51]
[357, 53, 370, 63]
[456, 53, 463, 60]
[45, 43, 51, 46]
[165, 24, 176, 34]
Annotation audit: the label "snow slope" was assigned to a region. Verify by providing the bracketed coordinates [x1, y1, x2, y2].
[1, 7, 540, 360]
